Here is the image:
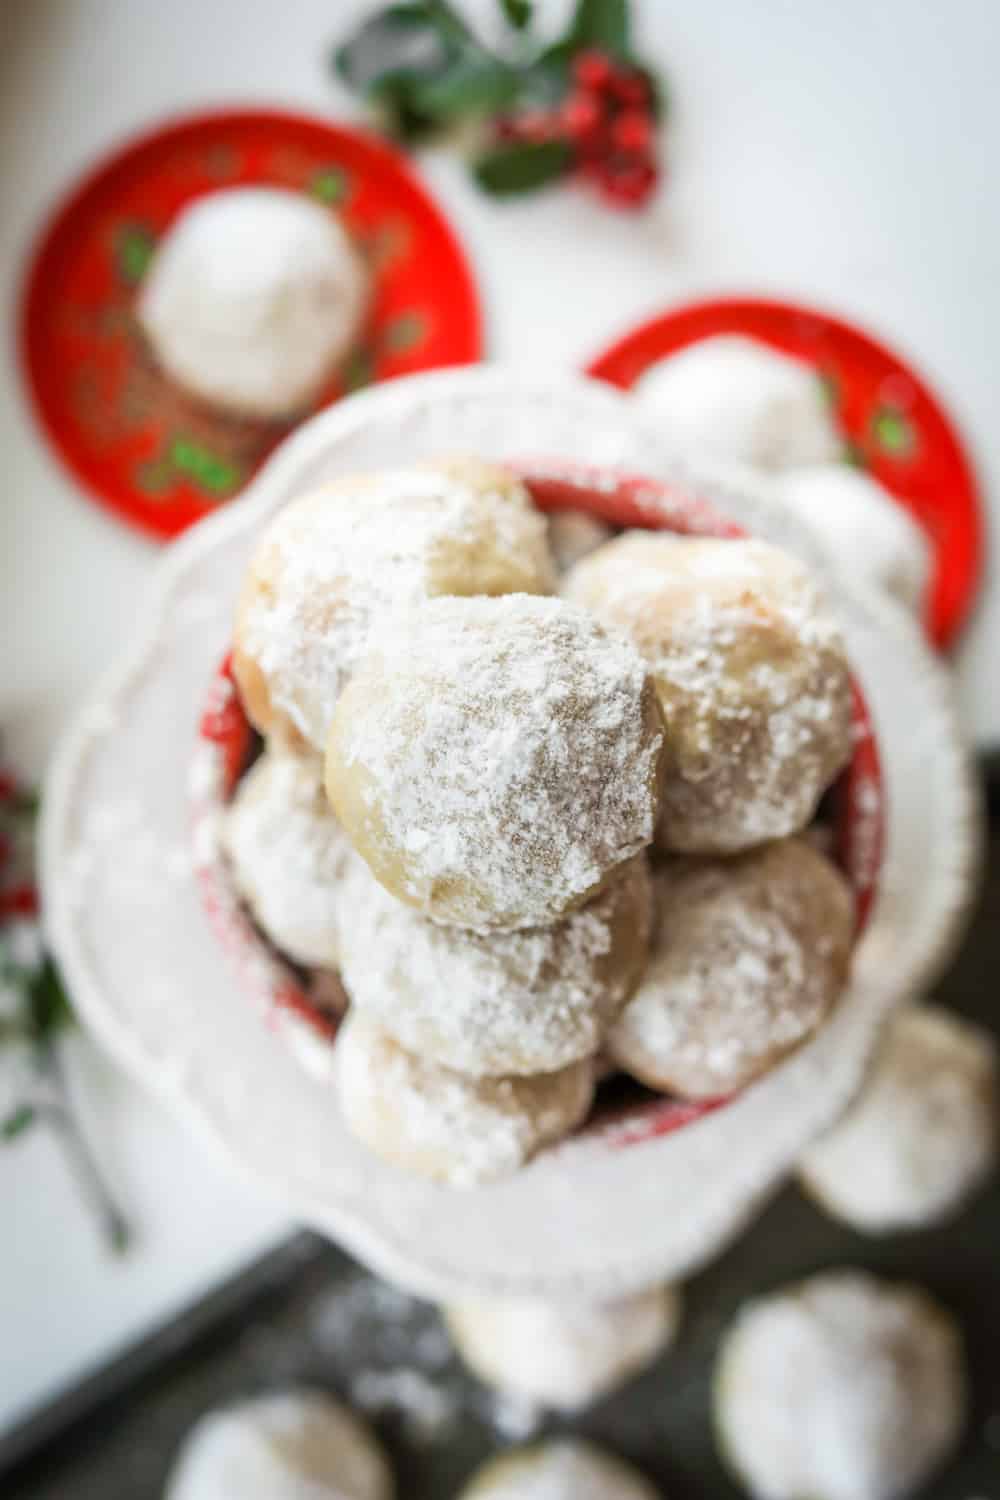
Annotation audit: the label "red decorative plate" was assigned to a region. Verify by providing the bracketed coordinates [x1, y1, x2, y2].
[586, 297, 983, 649]
[20, 108, 482, 540]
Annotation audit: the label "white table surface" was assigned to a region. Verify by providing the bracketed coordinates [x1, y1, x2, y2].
[1, 0, 998, 1439]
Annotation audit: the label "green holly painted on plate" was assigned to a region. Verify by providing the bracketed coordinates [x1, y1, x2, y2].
[871, 405, 916, 459]
[818, 369, 840, 410]
[380, 309, 428, 354]
[311, 167, 350, 204]
[136, 441, 239, 498]
[170, 438, 240, 494]
[116, 224, 157, 286]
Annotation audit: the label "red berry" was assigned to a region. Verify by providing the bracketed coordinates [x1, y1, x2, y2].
[595, 159, 658, 209]
[612, 109, 653, 153]
[0, 833, 11, 868]
[561, 90, 604, 143]
[586, 156, 616, 189]
[572, 49, 614, 92]
[608, 69, 650, 108]
[578, 153, 606, 185]
[0, 773, 16, 802]
[0, 884, 39, 918]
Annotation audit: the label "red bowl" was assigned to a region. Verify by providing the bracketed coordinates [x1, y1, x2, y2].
[193, 459, 884, 1145]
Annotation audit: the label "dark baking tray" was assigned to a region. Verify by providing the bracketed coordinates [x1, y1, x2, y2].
[4, 792, 999, 1500]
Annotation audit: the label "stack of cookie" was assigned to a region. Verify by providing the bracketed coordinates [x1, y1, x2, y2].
[223, 458, 856, 1186]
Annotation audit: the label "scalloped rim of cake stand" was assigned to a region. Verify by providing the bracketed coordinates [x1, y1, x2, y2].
[40, 367, 983, 1300]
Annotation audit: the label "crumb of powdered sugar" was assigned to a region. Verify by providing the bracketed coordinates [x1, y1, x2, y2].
[351, 1367, 458, 1440]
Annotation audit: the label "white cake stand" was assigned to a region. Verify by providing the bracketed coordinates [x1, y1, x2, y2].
[41, 368, 981, 1300]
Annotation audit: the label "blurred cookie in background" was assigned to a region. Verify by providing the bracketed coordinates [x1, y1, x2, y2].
[165, 1388, 394, 1500]
[459, 1438, 661, 1499]
[714, 1269, 966, 1500]
[444, 1284, 681, 1411]
[799, 1003, 997, 1233]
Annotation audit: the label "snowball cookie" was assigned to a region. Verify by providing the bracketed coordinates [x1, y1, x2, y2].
[564, 533, 852, 853]
[444, 1283, 680, 1409]
[137, 187, 368, 419]
[607, 839, 854, 1100]
[234, 460, 554, 751]
[460, 1439, 661, 1500]
[337, 852, 652, 1076]
[635, 334, 842, 470]
[777, 466, 932, 616]
[334, 1013, 594, 1187]
[222, 748, 351, 969]
[548, 509, 615, 572]
[326, 595, 665, 932]
[165, 1388, 393, 1500]
[799, 1004, 997, 1233]
[714, 1271, 966, 1500]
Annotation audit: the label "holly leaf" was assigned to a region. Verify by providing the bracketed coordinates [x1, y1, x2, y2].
[333, 1, 477, 86]
[367, 74, 442, 143]
[2, 1104, 36, 1141]
[27, 956, 73, 1045]
[334, 7, 455, 99]
[474, 138, 574, 195]
[500, 0, 534, 28]
[514, 50, 575, 107]
[412, 55, 520, 118]
[567, 0, 630, 52]
[634, 60, 667, 119]
[13, 788, 40, 818]
[334, 4, 509, 140]
[422, 0, 477, 45]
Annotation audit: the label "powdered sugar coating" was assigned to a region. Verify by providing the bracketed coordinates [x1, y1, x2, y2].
[325, 595, 664, 932]
[234, 460, 555, 750]
[445, 1284, 680, 1410]
[138, 187, 369, 420]
[799, 1003, 997, 1233]
[222, 748, 350, 970]
[635, 334, 842, 470]
[334, 1013, 594, 1188]
[337, 853, 652, 1076]
[164, 1388, 394, 1500]
[776, 465, 932, 617]
[564, 533, 852, 853]
[715, 1271, 966, 1500]
[607, 839, 854, 1100]
[460, 1439, 660, 1500]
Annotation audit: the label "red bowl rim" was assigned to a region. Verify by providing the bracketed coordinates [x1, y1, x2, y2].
[192, 457, 885, 1147]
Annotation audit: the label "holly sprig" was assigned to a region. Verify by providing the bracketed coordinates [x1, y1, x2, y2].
[334, 0, 665, 209]
[1, 771, 131, 1253]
